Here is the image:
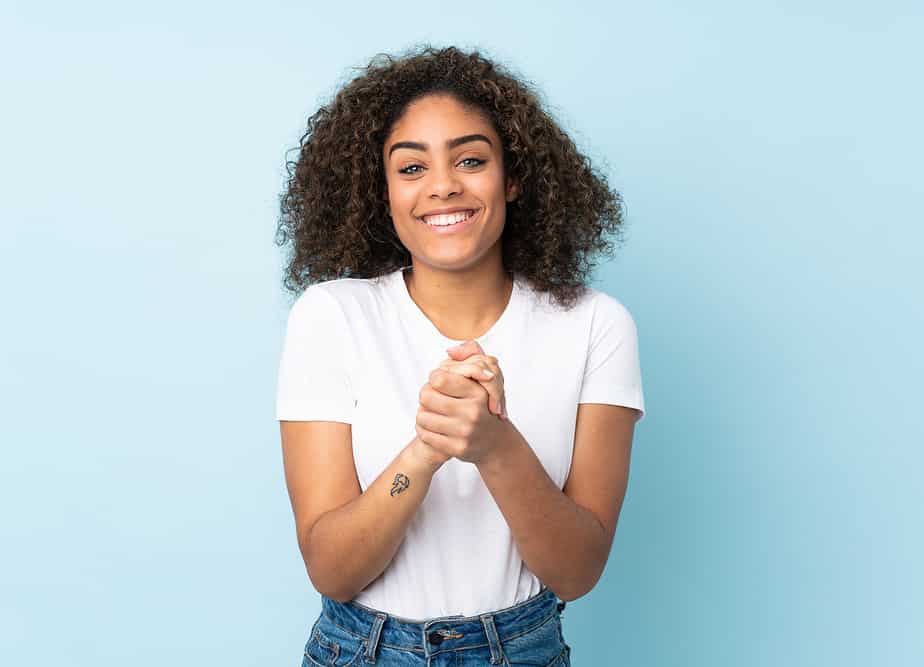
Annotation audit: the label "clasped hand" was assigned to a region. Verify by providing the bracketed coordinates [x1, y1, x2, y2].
[415, 339, 508, 467]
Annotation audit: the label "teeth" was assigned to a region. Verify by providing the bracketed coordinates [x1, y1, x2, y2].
[423, 210, 475, 226]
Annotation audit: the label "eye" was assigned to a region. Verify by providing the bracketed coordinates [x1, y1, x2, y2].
[397, 158, 486, 175]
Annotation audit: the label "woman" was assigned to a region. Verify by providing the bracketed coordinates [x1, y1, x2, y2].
[275, 45, 645, 666]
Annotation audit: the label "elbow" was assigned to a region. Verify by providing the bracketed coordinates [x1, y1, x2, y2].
[325, 589, 357, 604]
[314, 576, 354, 603]
[315, 572, 359, 604]
[299, 538, 336, 601]
[301, 540, 358, 604]
[561, 574, 602, 602]
[556, 570, 603, 603]
[304, 556, 356, 603]
[557, 534, 609, 602]
[555, 573, 598, 603]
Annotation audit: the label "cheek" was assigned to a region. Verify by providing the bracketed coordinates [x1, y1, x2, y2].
[384, 172, 413, 200]
[473, 171, 508, 204]
[391, 189, 421, 218]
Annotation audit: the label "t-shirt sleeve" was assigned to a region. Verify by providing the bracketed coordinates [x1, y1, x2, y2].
[577, 293, 646, 422]
[275, 285, 355, 423]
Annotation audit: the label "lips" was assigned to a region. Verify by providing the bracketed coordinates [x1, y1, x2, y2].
[421, 209, 477, 226]
[419, 208, 482, 234]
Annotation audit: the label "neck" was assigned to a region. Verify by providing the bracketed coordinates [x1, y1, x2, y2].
[403, 261, 514, 342]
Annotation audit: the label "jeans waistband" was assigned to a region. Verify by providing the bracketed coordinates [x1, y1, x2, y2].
[320, 585, 566, 659]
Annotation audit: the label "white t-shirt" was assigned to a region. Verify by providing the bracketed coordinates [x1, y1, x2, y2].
[275, 265, 646, 619]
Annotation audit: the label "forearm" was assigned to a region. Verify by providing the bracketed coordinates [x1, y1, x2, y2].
[476, 420, 609, 601]
[304, 437, 439, 603]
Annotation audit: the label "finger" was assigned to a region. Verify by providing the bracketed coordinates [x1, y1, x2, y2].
[446, 366, 502, 416]
[431, 366, 499, 411]
[428, 367, 489, 400]
[438, 357, 505, 417]
[443, 351, 497, 367]
[440, 363, 505, 416]
[439, 356, 502, 380]
[417, 406, 467, 438]
[419, 383, 478, 422]
[415, 423, 458, 456]
[420, 383, 451, 415]
[442, 361, 498, 380]
[446, 340, 485, 361]
[440, 353, 498, 369]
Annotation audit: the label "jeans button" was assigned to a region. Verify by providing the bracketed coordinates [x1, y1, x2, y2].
[428, 631, 444, 645]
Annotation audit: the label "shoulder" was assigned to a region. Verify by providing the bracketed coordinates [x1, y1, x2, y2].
[567, 284, 636, 334]
[285, 282, 340, 327]
[543, 283, 637, 335]
[283, 281, 355, 343]
[288, 275, 382, 317]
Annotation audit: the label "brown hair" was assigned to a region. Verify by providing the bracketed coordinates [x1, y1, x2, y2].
[275, 44, 629, 309]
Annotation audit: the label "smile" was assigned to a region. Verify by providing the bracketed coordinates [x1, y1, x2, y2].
[419, 208, 481, 234]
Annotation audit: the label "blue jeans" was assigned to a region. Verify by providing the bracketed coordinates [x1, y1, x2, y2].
[301, 585, 571, 666]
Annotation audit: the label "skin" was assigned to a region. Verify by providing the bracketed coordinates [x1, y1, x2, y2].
[283, 97, 636, 604]
[421, 340, 508, 467]
[382, 92, 519, 321]
[379, 97, 635, 600]
[382, 93, 518, 462]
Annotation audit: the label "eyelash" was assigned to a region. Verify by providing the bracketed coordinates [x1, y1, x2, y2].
[398, 157, 486, 175]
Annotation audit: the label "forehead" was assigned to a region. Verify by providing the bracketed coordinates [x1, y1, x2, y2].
[386, 95, 497, 147]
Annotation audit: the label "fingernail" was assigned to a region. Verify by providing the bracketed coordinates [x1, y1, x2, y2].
[482, 369, 494, 378]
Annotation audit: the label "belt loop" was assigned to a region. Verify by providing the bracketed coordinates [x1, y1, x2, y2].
[363, 612, 387, 663]
[480, 614, 505, 665]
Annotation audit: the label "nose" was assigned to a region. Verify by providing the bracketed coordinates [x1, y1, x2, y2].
[429, 162, 463, 199]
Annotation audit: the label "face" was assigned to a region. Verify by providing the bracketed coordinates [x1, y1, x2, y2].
[382, 94, 518, 271]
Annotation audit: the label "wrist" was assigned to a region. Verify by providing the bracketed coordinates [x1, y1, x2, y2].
[475, 419, 518, 476]
[404, 437, 445, 475]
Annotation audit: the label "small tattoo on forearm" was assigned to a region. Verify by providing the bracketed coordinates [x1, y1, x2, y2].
[390, 473, 410, 496]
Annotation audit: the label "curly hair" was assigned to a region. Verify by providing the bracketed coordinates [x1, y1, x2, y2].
[275, 44, 628, 310]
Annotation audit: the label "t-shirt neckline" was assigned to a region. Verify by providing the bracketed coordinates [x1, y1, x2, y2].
[389, 266, 524, 346]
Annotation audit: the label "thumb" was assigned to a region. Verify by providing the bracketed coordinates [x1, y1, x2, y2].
[446, 339, 484, 360]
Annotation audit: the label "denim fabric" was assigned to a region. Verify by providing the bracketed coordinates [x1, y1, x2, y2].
[300, 585, 571, 666]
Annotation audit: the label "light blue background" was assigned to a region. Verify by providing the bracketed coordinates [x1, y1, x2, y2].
[2, 1, 921, 665]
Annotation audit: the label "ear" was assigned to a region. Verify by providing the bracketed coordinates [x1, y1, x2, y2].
[505, 176, 519, 202]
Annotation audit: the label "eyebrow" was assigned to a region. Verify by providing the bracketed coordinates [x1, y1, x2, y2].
[387, 133, 493, 158]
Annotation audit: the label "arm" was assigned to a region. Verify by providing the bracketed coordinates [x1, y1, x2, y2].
[475, 404, 637, 601]
[277, 288, 451, 602]
[299, 436, 443, 603]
